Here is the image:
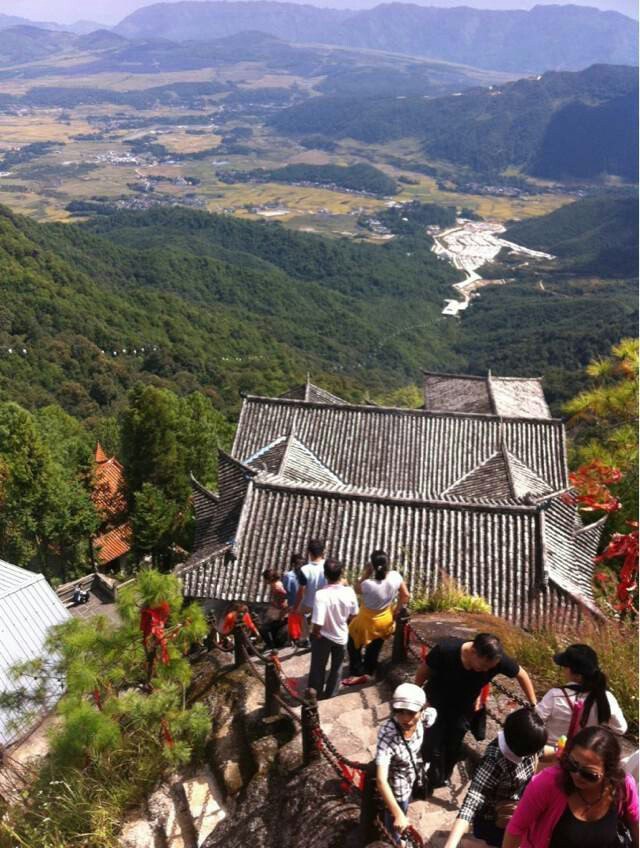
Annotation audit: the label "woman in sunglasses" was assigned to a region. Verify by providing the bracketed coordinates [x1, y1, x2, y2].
[503, 725, 639, 848]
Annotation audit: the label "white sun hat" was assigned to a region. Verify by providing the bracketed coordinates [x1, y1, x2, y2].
[391, 683, 426, 712]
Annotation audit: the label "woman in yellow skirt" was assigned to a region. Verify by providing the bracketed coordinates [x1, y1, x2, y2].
[343, 550, 410, 686]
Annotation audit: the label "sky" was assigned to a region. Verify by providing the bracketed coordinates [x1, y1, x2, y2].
[1, 0, 635, 25]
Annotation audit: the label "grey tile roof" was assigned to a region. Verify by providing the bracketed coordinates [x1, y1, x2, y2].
[541, 496, 603, 608]
[179, 477, 598, 626]
[179, 378, 602, 626]
[232, 396, 567, 498]
[278, 380, 346, 405]
[191, 453, 255, 552]
[442, 445, 553, 504]
[245, 433, 343, 487]
[423, 372, 550, 419]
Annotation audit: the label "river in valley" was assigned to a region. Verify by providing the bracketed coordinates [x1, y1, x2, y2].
[431, 219, 554, 316]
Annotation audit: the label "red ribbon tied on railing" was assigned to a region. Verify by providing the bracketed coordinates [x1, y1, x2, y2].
[160, 718, 174, 748]
[140, 601, 171, 664]
[339, 761, 366, 793]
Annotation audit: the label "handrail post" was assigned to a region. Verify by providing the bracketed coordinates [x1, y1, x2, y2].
[301, 687, 320, 765]
[392, 606, 410, 664]
[233, 613, 247, 668]
[359, 760, 379, 846]
[265, 652, 281, 717]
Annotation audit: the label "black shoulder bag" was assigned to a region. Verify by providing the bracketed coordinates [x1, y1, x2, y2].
[393, 720, 428, 800]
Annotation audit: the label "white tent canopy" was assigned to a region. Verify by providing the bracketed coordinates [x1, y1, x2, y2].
[0, 559, 70, 746]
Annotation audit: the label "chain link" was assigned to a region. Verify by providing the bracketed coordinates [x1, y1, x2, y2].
[233, 614, 532, 846]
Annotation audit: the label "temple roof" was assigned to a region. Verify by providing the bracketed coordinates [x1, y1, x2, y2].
[278, 380, 346, 406]
[178, 476, 602, 621]
[92, 443, 127, 520]
[245, 433, 343, 488]
[232, 395, 567, 498]
[93, 524, 131, 566]
[442, 443, 553, 504]
[178, 377, 602, 627]
[423, 372, 551, 419]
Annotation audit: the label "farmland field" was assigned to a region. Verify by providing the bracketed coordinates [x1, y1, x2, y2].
[0, 43, 584, 229]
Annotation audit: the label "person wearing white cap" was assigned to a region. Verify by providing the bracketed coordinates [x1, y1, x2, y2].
[376, 683, 437, 842]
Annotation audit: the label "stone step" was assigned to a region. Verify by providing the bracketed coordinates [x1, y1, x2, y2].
[182, 767, 227, 847]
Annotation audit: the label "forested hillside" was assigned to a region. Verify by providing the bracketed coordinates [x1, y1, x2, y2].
[0, 205, 461, 420]
[271, 64, 638, 180]
[0, 203, 636, 425]
[504, 193, 638, 277]
[220, 163, 398, 196]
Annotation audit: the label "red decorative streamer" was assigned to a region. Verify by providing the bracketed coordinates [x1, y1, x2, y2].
[140, 601, 171, 664]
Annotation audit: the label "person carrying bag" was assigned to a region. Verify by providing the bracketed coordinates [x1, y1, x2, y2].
[375, 683, 437, 843]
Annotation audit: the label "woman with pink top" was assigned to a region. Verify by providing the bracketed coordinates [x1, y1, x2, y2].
[503, 725, 638, 848]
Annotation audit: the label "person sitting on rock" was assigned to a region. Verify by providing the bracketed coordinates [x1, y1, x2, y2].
[415, 632, 537, 789]
[343, 549, 410, 686]
[443, 708, 548, 848]
[535, 644, 627, 746]
[376, 683, 437, 843]
[308, 558, 358, 699]
[72, 585, 90, 605]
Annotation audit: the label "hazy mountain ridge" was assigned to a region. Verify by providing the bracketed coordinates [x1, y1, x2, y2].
[0, 25, 510, 97]
[113, 0, 638, 72]
[0, 13, 102, 35]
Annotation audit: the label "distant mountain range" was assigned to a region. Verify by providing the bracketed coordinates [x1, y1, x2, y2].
[271, 64, 639, 180]
[0, 27, 510, 98]
[112, 1, 638, 72]
[0, 13, 102, 34]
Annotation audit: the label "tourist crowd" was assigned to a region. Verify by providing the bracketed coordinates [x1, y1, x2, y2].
[247, 538, 637, 848]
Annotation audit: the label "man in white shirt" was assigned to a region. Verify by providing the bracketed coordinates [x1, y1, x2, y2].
[309, 558, 358, 699]
[293, 538, 326, 650]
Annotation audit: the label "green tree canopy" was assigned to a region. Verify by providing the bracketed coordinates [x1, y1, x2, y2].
[565, 338, 638, 532]
[120, 385, 234, 566]
[0, 401, 98, 579]
[0, 570, 210, 846]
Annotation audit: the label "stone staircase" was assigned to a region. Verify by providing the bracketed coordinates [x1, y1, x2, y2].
[272, 645, 489, 848]
[119, 767, 226, 848]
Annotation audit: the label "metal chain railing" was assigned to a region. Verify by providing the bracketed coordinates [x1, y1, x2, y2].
[225, 606, 537, 847]
[229, 613, 428, 846]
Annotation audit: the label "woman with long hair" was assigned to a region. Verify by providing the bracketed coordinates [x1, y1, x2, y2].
[503, 725, 639, 847]
[536, 644, 627, 744]
[260, 568, 288, 649]
[343, 550, 409, 685]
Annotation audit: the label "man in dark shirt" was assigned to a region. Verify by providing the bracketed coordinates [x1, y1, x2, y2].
[415, 633, 536, 788]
